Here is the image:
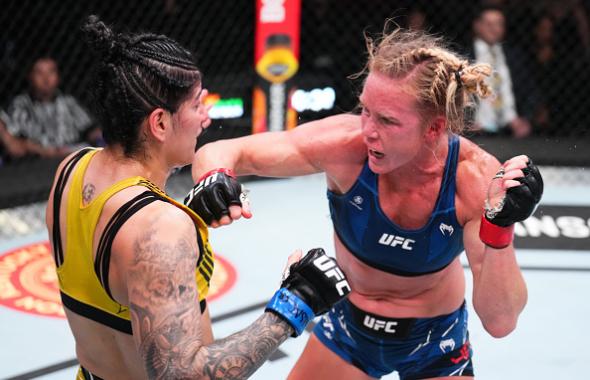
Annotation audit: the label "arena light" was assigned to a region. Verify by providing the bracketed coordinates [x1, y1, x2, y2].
[291, 87, 336, 112]
[205, 94, 245, 119]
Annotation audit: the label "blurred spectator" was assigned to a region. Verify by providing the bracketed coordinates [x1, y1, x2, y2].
[0, 56, 101, 161]
[532, 15, 555, 132]
[407, 6, 427, 31]
[533, 0, 590, 135]
[0, 113, 27, 165]
[467, 5, 538, 138]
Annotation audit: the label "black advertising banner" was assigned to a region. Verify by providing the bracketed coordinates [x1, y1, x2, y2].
[514, 205, 590, 250]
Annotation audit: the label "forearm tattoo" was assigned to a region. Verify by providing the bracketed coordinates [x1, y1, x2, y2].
[129, 226, 293, 380]
[195, 312, 292, 379]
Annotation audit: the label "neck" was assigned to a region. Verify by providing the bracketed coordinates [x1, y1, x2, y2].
[382, 133, 449, 189]
[102, 145, 172, 190]
[30, 89, 56, 103]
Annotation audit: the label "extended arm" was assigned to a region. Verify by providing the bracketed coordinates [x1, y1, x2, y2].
[193, 113, 364, 180]
[126, 206, 349, 379]
[187, 114, 365, 226]
[126, 210, 291, 379]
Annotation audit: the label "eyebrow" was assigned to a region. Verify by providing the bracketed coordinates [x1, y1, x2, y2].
[194, 88, 204, 102]
[359, 100, 402, 124]
[377, 113, 401, 124]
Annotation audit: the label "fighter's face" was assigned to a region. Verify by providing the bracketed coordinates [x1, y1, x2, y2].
[170, 84, 211, 166]
[359, 72, 426, 174]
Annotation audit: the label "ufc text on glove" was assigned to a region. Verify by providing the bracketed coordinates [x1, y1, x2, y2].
[184, 168, 244, 225]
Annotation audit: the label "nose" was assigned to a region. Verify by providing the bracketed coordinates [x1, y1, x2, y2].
[201, 112, 212, 130]
[361, 117, 379, 140]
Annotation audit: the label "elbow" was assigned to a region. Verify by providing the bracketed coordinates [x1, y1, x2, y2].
[481, 316, 518, 338]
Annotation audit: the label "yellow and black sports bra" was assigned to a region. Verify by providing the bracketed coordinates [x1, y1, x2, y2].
[52, 148, 214, 334]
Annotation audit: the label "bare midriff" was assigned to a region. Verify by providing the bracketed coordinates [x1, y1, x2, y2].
[334, 233, 466, 319]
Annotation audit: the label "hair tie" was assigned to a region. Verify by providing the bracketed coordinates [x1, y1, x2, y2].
[454, 70, 463, 90]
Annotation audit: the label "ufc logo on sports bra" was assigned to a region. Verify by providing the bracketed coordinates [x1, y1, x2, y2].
[378, 233, 415, 251]
[363, 316, 398, 333]
[313, 255, 352, 296]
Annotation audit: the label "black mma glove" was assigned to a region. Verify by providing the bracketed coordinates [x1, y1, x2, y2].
[480, 159, 544, 248]
[266, 248, 351, 336]
[184, 168, 243, 225]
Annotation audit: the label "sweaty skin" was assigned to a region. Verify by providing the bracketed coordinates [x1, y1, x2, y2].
[192, 73, 527, 338]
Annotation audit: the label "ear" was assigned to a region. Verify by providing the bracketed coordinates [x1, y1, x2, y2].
[425, 116, 446, 138]
[147, 108, 171, 143]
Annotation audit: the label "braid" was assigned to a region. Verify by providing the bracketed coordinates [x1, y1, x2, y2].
[365, 27, 492, 134]
[113, 65, 142, 154]
[82, 15, 202, 157]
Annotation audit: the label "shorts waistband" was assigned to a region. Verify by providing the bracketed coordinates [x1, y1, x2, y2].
[345, 299, 466, 340]
[346, 300, 417, 339]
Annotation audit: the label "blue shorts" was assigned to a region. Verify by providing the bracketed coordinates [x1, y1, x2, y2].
[313, 300, 474, 379]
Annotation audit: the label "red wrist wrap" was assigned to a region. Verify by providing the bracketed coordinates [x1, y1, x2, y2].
[198, 168, 236, 182]
[479, 215, 514, 249]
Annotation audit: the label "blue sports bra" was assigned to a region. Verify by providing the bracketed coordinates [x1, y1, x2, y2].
[327, 135, 464, 276]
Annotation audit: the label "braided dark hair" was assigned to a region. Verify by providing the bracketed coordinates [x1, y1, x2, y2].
[82, 15, 201, 156]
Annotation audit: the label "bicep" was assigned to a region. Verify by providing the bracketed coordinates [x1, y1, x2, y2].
[457, 142, 504, 280]
[234, 128, 321, 177]
[126, 217, 204, 375]
[197, 114, 363, 178]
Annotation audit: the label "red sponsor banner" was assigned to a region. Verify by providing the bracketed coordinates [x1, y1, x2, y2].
[255, 0, 301, 82]
[0, 242, 237, 318]
[253, 0, 301, 133]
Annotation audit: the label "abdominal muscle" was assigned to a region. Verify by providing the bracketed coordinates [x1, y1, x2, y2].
[334, 234, 466, 318]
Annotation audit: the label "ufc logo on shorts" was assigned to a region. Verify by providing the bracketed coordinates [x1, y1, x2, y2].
[313, 255, 351, 296]
[363, 316, 398, 333]
[378, 233, 415, 251]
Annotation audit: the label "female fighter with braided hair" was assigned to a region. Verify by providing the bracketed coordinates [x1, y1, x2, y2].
[189, 27, 543, 379]
[46, 15, 350, 379]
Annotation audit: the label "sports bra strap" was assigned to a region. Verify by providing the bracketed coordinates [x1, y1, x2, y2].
[94, 190, 165, 301]
[51, 148, 95, 267]
[93, 191, 209, 316]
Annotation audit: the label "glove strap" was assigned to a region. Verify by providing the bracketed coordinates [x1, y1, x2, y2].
[479, 214, 514, 249]
[266, 288, 314, 337]
[197, 168, 236, 183]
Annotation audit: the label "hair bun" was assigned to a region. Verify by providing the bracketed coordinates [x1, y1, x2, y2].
[82, 15, 123, 62]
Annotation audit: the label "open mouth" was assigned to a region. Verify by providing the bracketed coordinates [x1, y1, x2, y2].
[369, 149, 385, 159]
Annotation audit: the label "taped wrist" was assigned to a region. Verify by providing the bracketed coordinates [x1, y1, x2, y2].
[197, 168, 236, 182]
[479, 215, 514, 249]
[265, 288, 314, 337]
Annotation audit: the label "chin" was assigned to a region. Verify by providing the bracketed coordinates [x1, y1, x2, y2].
[368, 158, 391, 174]
[171, 150, 194, 169]
[369, 154, 409, 174]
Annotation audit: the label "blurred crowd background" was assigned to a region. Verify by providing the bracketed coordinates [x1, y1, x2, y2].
[0, 0, 589, 210]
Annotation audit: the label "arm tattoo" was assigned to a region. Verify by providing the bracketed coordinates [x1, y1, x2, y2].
[129, 226, 293, 380]
[195, 312, 292, 379]
[82, 183, 95, 203]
